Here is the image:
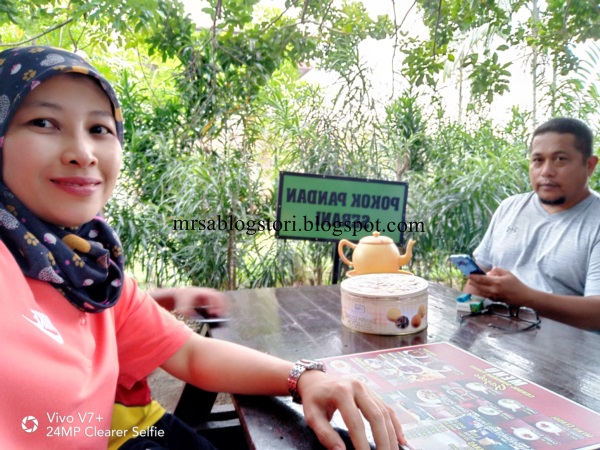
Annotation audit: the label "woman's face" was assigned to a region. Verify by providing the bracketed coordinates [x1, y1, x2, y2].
[2, 74, 122, 227]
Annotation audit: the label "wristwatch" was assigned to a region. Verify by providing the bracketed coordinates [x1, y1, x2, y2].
[288, 359, 327, 404]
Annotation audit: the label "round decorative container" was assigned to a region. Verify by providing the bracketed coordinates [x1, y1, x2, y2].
[340, 273, 429, 335]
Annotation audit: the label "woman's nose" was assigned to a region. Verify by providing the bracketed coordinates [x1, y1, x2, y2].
[61, 134, 98, 167]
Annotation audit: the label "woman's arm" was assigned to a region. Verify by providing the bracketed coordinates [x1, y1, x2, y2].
[161, 334, 406, 450]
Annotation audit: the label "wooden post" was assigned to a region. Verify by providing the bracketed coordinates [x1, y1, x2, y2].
[331, 242, 341, 284]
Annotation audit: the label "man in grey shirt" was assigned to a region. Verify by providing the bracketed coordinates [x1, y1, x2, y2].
[466, 117, 600, 330]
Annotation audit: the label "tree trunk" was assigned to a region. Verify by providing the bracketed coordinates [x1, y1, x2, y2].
[531, 0, 540, 127]
[227, 227, 236, 290]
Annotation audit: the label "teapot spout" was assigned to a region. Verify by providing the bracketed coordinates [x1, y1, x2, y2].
[397, 239, 416, 267]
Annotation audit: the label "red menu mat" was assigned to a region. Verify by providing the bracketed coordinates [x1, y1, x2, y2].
[321, 343, 600, 450]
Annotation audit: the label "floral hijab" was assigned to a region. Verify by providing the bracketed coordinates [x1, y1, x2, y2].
[0, 46, 125, 313]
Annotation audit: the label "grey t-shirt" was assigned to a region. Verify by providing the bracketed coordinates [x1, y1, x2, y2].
[473, 191, 600, 296]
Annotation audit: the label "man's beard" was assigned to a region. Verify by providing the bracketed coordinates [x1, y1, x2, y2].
[539, 196, 566, 206]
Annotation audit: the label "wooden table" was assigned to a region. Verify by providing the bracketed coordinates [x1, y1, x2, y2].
[212, 282, 600, 449]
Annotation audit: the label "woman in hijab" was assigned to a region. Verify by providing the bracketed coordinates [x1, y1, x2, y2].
[0, 46, 406, 450]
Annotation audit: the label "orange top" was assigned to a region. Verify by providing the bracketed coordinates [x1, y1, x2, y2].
[0, 240, 192, 449]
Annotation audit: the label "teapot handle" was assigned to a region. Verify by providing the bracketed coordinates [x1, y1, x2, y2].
[337, 239, 356, 266]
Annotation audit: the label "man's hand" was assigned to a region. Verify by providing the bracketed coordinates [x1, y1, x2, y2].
[466, 267, 534, 306]
[465, 268, 600, 330]
[298, 370, 407, 450]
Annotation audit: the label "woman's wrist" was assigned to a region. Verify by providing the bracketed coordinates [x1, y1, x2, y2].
[288, 359, 327, 403]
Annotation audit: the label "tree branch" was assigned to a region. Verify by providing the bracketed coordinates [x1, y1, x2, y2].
[0, 18, 74, 47]
[562, 0, 572, 35]
[432, 0, 443, 56]
[399, 0, 418, 30]
[301, 0, 310, 23]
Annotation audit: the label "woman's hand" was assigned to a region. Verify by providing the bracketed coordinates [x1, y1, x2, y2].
[149, 286, 229, 317]
[298, 370, 406, 450]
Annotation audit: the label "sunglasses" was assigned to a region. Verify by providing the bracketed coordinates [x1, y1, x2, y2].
[461, 302, 541, 333]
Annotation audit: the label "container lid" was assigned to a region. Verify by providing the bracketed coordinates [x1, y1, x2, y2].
[341, 273, 428, 298]
[359, 231, 394, 245]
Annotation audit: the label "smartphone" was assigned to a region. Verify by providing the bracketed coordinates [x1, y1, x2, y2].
[449, 254, 485, 276]
[192, 306, 230, 327]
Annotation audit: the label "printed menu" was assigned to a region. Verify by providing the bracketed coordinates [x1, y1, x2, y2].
[321, 343, 600, 450]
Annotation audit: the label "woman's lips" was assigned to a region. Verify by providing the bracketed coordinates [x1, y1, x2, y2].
[51, 177, 101, 196]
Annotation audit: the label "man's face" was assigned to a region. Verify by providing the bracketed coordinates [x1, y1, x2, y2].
[529, 132, 598, 213]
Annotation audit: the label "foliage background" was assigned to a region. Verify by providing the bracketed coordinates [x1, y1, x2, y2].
[2, 0, 599, 290]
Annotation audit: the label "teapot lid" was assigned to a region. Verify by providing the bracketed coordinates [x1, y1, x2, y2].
[359, 231, 394, 244]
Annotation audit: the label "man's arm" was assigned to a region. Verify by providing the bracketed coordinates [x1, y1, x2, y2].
[161, 334, 406, 450]
[466, 268, 600, 330]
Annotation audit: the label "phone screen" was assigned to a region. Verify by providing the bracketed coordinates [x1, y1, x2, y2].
[449, 255, 485, 276]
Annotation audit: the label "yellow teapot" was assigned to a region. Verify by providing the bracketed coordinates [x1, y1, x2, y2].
[338, 232, 416, 276]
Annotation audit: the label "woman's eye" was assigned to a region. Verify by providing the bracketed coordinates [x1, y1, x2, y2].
[90, 125, 111, 135]
[30, 118, 54, 128]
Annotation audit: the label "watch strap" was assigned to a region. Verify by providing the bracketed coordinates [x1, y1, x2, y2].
[288, 359, 326, 404]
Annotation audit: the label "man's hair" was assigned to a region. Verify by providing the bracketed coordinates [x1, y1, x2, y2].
[530, 117, 594, 159]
